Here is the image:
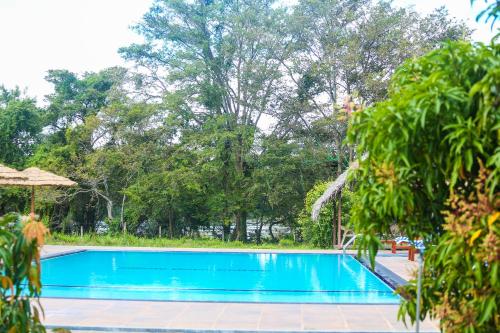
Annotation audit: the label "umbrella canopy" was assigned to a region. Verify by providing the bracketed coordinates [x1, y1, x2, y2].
[311, 157, 364, 221]
[311, 167, 351, 221]
[0, 166, 76, 220]
[0, 167, 76, 186]
[0, 164, 28, 182]
[21, 168, 77, 220]
[20, 167, 77, 187]
[311, 154, 367, 248]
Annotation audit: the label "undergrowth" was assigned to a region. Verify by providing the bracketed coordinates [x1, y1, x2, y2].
[47, 233, 319, 249]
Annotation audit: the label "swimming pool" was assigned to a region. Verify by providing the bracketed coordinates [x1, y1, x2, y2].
[41, 250, 399, 304]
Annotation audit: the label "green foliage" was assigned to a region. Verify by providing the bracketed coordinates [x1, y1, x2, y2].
[250, 135, 332, 237]
[348, 41, 499, 331]
[0, 187, 30, 217]
[0, 214, 46, 332]
[0, 0, 474, 244]
[298, 182, 355, 248]
[472, 0, 500, 28]
[298, 182, 333, 248]
[398, 168, 499, 332]
[0, 87, 41, 167]
[120, 0, 292, 240]
[47, 233, 316, 250]
[288, 0, 471, 106]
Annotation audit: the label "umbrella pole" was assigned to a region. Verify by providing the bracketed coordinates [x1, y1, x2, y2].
[30, 185, 35, 222]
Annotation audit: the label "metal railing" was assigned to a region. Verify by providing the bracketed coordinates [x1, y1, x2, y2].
[342, 234, 358, 254]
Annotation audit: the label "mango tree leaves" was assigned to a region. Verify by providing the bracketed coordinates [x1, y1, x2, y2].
[348, 41, 499, 332]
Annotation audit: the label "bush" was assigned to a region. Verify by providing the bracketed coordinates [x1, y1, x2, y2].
[278, 238, 295, 248]
[398, 167, 499, 332]
[46, 232, 318, 249]
[0, 213, 47, 332]
[298, 181, 355, 248]
[348, 41, 499, 332]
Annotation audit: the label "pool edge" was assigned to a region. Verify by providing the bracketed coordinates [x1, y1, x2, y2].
[356, 256, 408, 290]
[42, 248, 87, 260]
[45, 324, 439, 333]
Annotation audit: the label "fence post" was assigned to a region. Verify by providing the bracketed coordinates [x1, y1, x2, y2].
[159, 225, 162, 238]
[80, 226, 83, 238]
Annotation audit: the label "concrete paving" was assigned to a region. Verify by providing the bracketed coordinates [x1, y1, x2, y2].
[41, 245, 437, 332]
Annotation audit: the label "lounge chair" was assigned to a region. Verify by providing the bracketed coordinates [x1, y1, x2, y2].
[384, 237, 424, 261]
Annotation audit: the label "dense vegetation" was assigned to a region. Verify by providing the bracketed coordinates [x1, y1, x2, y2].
[349, 40, 499, 332]
[298, 182, 355, 248]
[3, 1, 498, 332]
[47, 233, 315, 249]
[0, 0, 469, 244]
[0, 214, 47, 332]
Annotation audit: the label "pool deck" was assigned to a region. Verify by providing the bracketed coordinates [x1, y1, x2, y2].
[40, 245, 438, 333]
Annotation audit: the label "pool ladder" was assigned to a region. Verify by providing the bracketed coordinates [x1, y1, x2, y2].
[342, 234, 358, 254]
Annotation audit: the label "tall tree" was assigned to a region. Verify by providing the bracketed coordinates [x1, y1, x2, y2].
[348, 41, 499, 331]
[279, 0, 471, 174]
[0, 87, 41, 167]
[31, 68, 131, 231]
[120, 0, 291, 240]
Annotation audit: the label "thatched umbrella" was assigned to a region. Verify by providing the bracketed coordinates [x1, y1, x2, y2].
[0, 164, 28, 181]
[311, 154, 365, 248]
[310, 159, 363, 221]
[0, 166, 76, 220]
[21, 167, 76, 220]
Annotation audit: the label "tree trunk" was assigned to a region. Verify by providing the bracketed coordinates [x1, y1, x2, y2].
[103, 179, 113, 220]
[233, 133, 247, 241]
[232, 211, 247, 241]
[337, 137, 343, 176]
[120, 194, 126, 234]
[234, 211, 247, 241]
[106, 199, 113, 221]
[223, 224, 231, 241]
[268, 221, 276, 242]
[168, 209, 174, 238]
[256, 217, 264, 244]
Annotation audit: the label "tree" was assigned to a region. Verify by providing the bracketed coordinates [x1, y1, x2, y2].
[298, 181, 355, 247]
[348, 41, 499, 332]
[0, 87, 41, 167]
[0, 88, 42, 217]
[120, 0, 291, 240]
[275, 0, 471, 182]
[31, 68, 132, 232]
[0, 0, 477, 246]
[124, 140, 206, 238]
[250, 134, 332, 242]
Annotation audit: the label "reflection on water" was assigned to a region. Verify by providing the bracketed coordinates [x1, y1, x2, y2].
[41, 251, 399, 303]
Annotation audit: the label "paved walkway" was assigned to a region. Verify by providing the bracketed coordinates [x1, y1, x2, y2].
[41, 245, 437, 332]
[375, 256, 417, 281]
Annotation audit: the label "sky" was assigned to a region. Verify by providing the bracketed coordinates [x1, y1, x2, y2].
[0, 0, 496, 104]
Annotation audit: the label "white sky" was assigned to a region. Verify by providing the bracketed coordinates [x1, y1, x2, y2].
[0, 0, 496, 104]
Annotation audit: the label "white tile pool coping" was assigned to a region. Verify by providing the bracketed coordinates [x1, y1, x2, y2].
[40, 245, 439, 333]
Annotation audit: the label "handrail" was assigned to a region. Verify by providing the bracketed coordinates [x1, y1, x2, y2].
[342, 234, 357, 254]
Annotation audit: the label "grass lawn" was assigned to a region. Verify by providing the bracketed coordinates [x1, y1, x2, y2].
[47, 233, 320, 249]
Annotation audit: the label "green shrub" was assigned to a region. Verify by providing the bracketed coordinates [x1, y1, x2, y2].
[398, 167, 499, 332]
[47, 233, 318, 249]
[278, 238, 295, 248]
[298, 181, 355, 248]
[348, 41, 499, 332]
[0, 214, 47, 332]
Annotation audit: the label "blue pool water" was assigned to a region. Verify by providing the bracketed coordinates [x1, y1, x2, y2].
[41, 251, 399, 304]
